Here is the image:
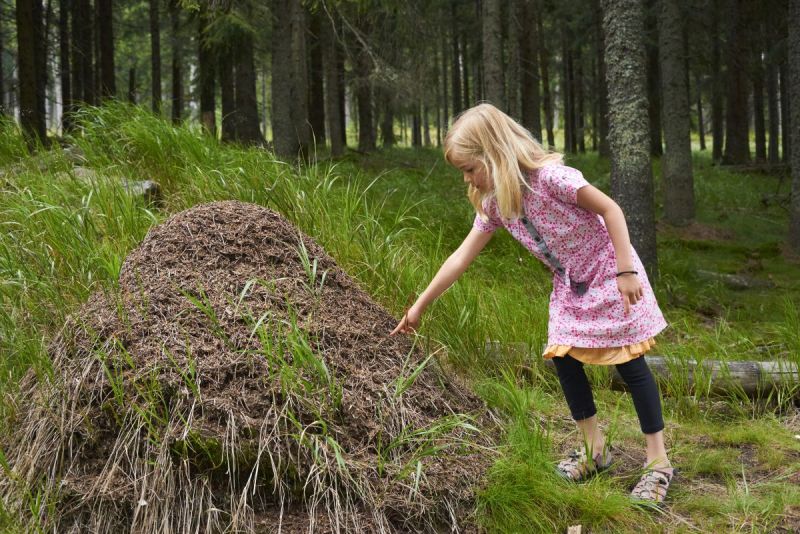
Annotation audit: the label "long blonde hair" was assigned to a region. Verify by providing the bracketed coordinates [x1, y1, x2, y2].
[444, 103, 563, 220]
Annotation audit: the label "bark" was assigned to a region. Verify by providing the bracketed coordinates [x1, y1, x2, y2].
[70, 0, 82, 107]
[423, 105, 432, 146]
[561, 28, 575, 153]
[308, 10, 326, 144]
[538, 8, 554, 148]
[149, 0, 161, 115]
[507, 0, 520, 118]
[336, 38, 346, 146]
[17, 0, 47, 145]
[411, 104, 421, 147]
[97, 0, 115, 99]
[602, 0, 659, 281]
[380, 88, 395, 147]
[576, 48, 585, 153]
[462, 36, 471, 110]
[451, 1, 462, 116]
[711, 0, 724, 162]
[440, 33, 449, 126]
[780, 53, 791, 163]
[354, 46, 375, 152]
[59, 0, 71, 128]
[767, 13, 780, 164]
[78, 0, 94, 105]
[658, 0, 695, 225]
[694, 71, 706, 150]
[788, 0, 800, 253]
[322, 16, 343, 155]
[219, 53, 235, 142]
[198, 5, 215, 136]
[722, 0, 750, 164]
[271, 0, 309, 156]
[233, 29, 262, 144]
[169, 0, 182, 124]
[645, 0, 662, 156]
[594, 0, 610, 157]
[752, 15, 766, 162]
[520, 0, 542, 141]
[482, 0, 504, 109]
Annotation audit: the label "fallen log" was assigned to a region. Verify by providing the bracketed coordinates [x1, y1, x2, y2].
[485, 341, 800, 398]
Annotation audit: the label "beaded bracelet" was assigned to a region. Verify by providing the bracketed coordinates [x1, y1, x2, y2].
[616, 270, 639, 277]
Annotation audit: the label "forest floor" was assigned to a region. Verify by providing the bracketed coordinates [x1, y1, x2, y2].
[0, 106, 798, 533]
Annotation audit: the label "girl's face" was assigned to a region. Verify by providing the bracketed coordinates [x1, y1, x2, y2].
[455, 157, 492, 192]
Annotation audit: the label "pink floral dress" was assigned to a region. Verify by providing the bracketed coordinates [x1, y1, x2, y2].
[473, 163, 668, 365]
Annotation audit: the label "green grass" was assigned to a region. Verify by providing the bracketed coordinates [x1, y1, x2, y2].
[1, 103, 799, 532]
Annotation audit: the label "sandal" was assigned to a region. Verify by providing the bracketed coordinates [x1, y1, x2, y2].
[630, 466, 675, 505]
[556, 445, 614, 482]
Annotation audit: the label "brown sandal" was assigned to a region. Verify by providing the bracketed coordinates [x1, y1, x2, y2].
[630, 466, 675, 505]
[556, 446, 614, 482]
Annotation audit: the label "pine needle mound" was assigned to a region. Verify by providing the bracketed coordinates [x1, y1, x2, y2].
[1, 201, 492, 533]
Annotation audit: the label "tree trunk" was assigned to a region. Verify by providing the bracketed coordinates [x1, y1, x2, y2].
[602, 0, 659, 282]
[97, 0, 115, 99]
[576, 48, 586, 153]
[169, 0, 182, 124]
[149, 0, 161, 115]
[59, 0, 71, 129]
[752, 14, 767, 162]
[711, 0, 724, 162]
[440, 34, 449, 127]
[423, 105, 432, 146]
[380, 88, 395, 147]
[198, 5, 215, 136]
[561, 28, 574, 153]
[594, 0, 610, 157]
[462, 35, 471, 110]
[507, 0, 520, 119]
[538, 8, 555, 148]
[451, 2, 463, 116]
[722, 0, 751, 164]
[78, 0, 94, 105]
[695, 71, 706, 150]
[412, 104, 422, 147]
[233, 30, 262, 144]
[780, 54, 791, 163]
[520, 0, 542, 141]
[767, 17, 780, 164]
[482, 0, 504, 109]
[322, 15, 343, 156]
[70, 0, 82, 107]
[308, 10, 326, 144]
[486, 341, 800, 398]
[17, 0, 47, 145]
[271, 0, 308, 156]
[645, 0, 662, 156]
[336, 39, 346, 147]
[658, 0, 695, 225]
[787, 0, 800, 253]
[220, 54, 235, 142]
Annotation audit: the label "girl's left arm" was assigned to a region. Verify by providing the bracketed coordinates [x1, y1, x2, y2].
[576, 185, 643, 314]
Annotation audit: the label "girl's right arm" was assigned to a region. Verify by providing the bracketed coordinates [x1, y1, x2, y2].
[390, 227, 494, 335]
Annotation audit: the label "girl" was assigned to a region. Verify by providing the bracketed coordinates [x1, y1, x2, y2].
[391, 103, 675, 503]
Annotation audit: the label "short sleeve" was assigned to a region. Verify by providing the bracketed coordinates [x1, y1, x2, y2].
[539, 165, 590, 205]
[472, 197, 502, 233]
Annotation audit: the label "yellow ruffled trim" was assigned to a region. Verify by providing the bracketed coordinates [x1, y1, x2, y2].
[542, 338, 657, 366]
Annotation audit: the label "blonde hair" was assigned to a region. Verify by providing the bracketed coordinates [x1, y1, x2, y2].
[444, 103, 563, 220]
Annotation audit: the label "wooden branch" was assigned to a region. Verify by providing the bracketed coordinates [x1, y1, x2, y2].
[484, 341, 800, 397]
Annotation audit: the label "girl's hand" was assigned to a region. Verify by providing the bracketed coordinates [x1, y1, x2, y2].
[390, 305, 422, 335]
[617, 274, 643, 315]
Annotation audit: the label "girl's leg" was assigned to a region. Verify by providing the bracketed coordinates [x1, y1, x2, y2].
[552, 354, 605, 455]
[614, 356, 671, 469]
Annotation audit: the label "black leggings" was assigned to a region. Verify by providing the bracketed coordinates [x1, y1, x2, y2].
[552, 354, 665, 434]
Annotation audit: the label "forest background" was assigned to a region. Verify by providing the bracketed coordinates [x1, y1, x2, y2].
[1, 0, 800, 532]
